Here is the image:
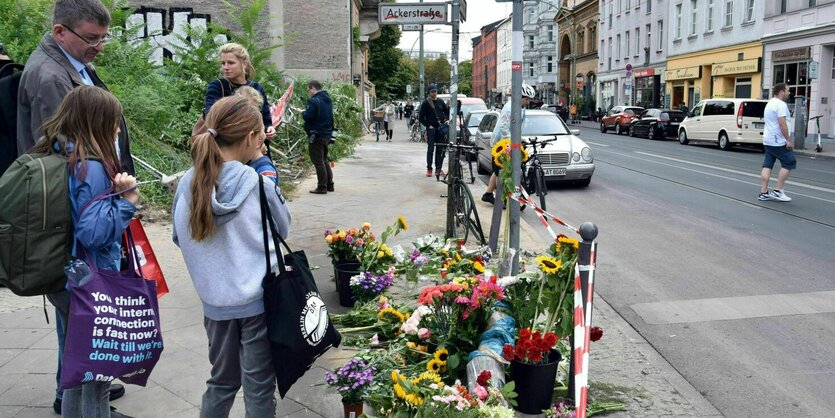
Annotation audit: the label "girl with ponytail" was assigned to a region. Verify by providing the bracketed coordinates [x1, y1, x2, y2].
[173, 95, 291, 417]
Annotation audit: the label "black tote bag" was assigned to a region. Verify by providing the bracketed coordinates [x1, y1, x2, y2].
[258, 177, 341, 397]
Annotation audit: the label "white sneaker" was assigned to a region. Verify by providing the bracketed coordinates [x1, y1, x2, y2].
[768, 189, 792, 202]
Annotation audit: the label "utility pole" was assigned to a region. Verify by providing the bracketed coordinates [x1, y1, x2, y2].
[509, 0, 522, 274]
[419, 0, 425, 101]
[445, 0, 461, 238]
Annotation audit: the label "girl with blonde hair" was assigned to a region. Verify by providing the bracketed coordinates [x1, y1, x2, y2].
[173, 95, 291, 418]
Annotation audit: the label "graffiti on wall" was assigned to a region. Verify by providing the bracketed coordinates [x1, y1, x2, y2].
[127, 7, 227, 65]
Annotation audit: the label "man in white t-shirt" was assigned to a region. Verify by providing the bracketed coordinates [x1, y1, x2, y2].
[759, 83, 796, 202]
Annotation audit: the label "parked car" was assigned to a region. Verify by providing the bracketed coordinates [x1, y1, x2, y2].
[459, 97, 487, 119]
[463, 110, 489, 145]
[628, 109, 687, 140]
[474, 110, 595, 187]
[677, 98, 768, 150]
[541, 104, 569, 123]
[600, 106, 644, 135]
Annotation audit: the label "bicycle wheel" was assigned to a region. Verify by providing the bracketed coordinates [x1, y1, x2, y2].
[453, 182, 487, 245]
[535, 164, 547, 211]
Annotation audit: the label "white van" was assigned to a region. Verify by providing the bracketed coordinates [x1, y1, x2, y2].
[677, 99, 769, 150]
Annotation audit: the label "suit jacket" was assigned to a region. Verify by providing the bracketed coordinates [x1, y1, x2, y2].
[17, 34, 134, 174]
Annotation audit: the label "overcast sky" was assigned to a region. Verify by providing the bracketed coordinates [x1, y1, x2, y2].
[395, 0, 512, 61]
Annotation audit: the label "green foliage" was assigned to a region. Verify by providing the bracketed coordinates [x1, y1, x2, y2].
[457, 60, 472, 96]
[368, 25, 403, 100]
[425, 56, 451, 91]
[0, 0, 52, 62]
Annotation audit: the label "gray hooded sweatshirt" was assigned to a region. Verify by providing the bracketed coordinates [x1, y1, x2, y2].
[172, 161, 291, 321]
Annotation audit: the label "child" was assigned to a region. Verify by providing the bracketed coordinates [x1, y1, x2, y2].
[236, 86, 279, 184]
[173, 95, 291, 418]
[30, 85, 139, 417]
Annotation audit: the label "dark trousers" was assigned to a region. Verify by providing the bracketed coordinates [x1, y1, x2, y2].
[426, 127, 446, 171]
[308, 136, 333, 188]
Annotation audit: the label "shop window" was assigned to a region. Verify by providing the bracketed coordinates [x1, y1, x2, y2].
[735, 77, 752, 99]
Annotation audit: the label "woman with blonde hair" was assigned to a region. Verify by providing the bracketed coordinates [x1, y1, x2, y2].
[173, 95, 291, 418]
[203, 42, 276, 141]
[31, 85, 139, 417]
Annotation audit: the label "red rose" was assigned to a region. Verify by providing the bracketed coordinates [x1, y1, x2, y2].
[476, 370, 492, 387]
[544, 333, 558, 347]
[502, 344, 515, 361]
[590, 327, 604, 342]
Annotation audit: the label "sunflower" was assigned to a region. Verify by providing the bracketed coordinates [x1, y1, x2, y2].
[492, 139, 511, 159]
[493, 154, 505, 168]
[391, 370, 400, 383]
[412, 371, 444, 386]
[536, 255, 562, 274]
[473, 261, 485, 273]
[433, 348, 449, 363]
[557, 236, 580, 251]
[521, 147, 530, 162]
[393, 383, 406, 399]
[404, 393, 424, 407]
[427, 358, 443, 373]
[378, 307, 405, 323]
[397, 215, 409, 231]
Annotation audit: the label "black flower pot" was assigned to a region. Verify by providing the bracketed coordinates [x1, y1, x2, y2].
[508, 349, 561, 414]
[334, 262, 361, 307]
[332, 259, 353, 295]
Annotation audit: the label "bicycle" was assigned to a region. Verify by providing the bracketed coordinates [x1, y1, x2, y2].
[364, 111, 383, 141]
[436, 142, 487, 245]
[810, 114, 823, 153]
[409, 115, 425, 142]
[520, 135, 558, 211]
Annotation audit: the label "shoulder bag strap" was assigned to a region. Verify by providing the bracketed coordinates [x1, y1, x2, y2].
[258, 176, 293, 273]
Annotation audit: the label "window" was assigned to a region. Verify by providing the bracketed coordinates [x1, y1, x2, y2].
[547, 25, 554, 42]
[547, 56, 554, 72]
[744, 0, 754, 22]
[810, 0, 816, 6]
[608, 37, 613, 70]
[626, 0, 631, 9]
[780, 0, 787, 14]
[608, 1, 613, 29]
[616, 34, 621, 60]
[529, 35, 535, 49]
[529, 62, 534, 77]
[635, 28, 640, 55]
[589, 27, 597, 52]
[675, 4, 682, 39]
[578, 31, 585, 54]
[647, 0, 651, 13]
[735, 77, 752, 99]
[690, 0, 698, 36]
[625, 32, 630, 58]
[706, 0, 714, 32]
[657, 21, 663, 50]
[724, 0, 733, 27]
[832, 55, 835, 79]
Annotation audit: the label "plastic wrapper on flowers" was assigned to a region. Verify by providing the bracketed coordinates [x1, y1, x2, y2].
[466, 302, 516, 395]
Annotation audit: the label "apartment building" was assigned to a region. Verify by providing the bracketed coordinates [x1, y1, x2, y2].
[597, 0, 669, 110]
[762, 0, 835, 139]
[534, 0, 559, 103]
[472, 19, 504, 106]
[556, 0, 598, 110]
[496, 17, 514, 105]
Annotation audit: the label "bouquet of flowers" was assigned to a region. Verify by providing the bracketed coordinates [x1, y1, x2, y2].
[491, 139, 529, 203]
[359, 216, 408, 274]
[383, 369, 516, 416]
[501, 328, 559, 365]
[334, 296, 410, 344]
[350, 267, 396, 303]
[324, 223, 374, 263]
[324, 357, 376, 404]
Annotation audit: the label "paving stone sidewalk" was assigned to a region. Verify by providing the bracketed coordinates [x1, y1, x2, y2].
[0, 120, 720, 417]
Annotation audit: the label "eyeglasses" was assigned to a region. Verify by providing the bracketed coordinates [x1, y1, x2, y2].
[61, 24, 111, 48]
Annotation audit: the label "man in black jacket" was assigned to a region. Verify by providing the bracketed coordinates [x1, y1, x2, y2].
[418, 84, 449, 177]
[303, 79, 335, 194]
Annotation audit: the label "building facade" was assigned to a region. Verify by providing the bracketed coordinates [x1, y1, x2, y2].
[472, 19, 503, 106]
[523, 2, 540, 90]
[762, 0, 835, 140]
[556, 0, 598, 112]
[664, 0, 764, 109]
[534, 0, 559, 103]
[496, 17, 514, 105]
[596, 0, 669, 110]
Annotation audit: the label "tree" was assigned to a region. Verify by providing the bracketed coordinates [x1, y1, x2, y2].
[425, 57, 450, 91]
[458, 60, 472, 96]
[368, 25, 403, 101]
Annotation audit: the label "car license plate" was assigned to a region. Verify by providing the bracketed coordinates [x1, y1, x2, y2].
[543, 168, 566, 176]
[753, 122, 764, 129]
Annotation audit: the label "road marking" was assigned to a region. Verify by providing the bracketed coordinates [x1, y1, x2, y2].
[634, 151, 835, 194]
[585, 141, 610, 147]
[631, 290, 835, 324]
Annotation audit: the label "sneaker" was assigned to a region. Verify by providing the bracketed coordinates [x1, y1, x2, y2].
[481, 192, 495, 204]
[425, 169, 433, 177]
[435, 170, 446, 178]
[757, 192, 773, 201]
[769, 189, 792, 202]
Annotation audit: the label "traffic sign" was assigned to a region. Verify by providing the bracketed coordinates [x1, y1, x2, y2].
[406, 84, 412, 94]
[402, 24, 423, 31]
[625, 63, 633, 71]
[626, 71, 633, 78]
[379, 3, 449, 25]
[459, 0, 467, 22]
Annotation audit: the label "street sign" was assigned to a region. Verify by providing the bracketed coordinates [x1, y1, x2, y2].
[406, 84, 412, 94]
[625, 63, 633, 71]
[379, 3, 449, 25]
[402, 24, 423, 31]
[512, 62, 521, 72]
[625, 70, 633, 78]
[809, 61, 819, 79]
[459, 0, 467, 22]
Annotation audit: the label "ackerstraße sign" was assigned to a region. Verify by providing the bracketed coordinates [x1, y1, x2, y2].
[379, 3, 449, 25]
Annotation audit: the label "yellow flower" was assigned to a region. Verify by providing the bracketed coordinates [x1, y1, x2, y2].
[377, 250, 385, 258]
[385, 247, 393, 256]
[521, 147, 530, 162]
[394, 383, 406, 399]
[417, 344, 427, 352]
[397, 215, 409, 231]
[413, 371, 443, 386]
[391, 370, 400, 383]
[433, 348, 449, 363]
[492, 139, 511, 159]
[473, 261, 485, 273]
[404, 393, 424, 407]
[536, 255, 562, 274]
[325, 235, 333, 244]
[378, 307, 405, 323]
[558, 236, 580, 251]
[427, 359, 443, 373]
[455, 253, 462, 261]
[338, 230, 347, 240]
[362, 222, 372, 230]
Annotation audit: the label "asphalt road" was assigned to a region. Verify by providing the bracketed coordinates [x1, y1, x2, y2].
[515, 127, 835, 417]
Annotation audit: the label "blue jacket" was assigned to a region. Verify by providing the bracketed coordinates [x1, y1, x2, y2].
[302, 90, 333, 137]
[204, 78, 272, 130]
[69, 160, 135, 271]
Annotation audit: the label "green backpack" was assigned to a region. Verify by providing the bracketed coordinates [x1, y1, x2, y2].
[0, 152, 72, 296]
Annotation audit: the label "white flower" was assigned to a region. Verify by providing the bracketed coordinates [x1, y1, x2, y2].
[497, 276, 519, 288]
[348, 274, 363, 286]
[391, 245, 407, 263]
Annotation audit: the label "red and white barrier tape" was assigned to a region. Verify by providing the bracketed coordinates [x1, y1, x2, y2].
[506, 187, 579, 238]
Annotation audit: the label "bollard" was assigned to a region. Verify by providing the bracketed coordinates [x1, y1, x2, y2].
[568, 222, 598, 417]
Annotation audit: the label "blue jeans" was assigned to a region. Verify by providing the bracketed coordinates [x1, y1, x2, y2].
[426, 127, 446, 171]
[62, 382, 111, 417]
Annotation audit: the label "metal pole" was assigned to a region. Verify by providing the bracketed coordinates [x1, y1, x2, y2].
[419, 0, 425, 101]
[568, 222, 599, 402]
[446, 0, 461, 239]
[509, 0, 522, 274]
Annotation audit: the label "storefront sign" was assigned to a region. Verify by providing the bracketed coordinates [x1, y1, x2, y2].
[379, 3, 448, 25]
[634, 68, 655, 78]
[772, 47, 810, 62]
[712, 58, 760, 76]
[664, 66, 701, 80]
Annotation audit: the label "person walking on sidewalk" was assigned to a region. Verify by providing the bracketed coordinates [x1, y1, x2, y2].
[759, 83, 796, 202]
[15, 0, 132, 412]
[173, 96, 291, 418]
[303, 80, 335, 194]
[418, 84, 449, 177]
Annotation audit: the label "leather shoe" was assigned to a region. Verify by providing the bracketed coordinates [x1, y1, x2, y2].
[109, 384, 125, 401]
[327, 184, 335, 192]
[309, 187, 327, 194]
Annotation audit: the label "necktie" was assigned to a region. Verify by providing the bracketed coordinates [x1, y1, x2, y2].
[79, 68, 93, 86]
